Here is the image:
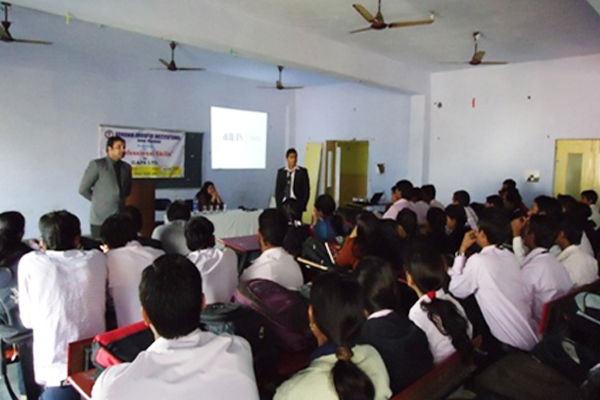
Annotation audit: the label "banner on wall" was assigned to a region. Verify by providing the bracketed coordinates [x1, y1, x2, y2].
[98, 125, 185, 179]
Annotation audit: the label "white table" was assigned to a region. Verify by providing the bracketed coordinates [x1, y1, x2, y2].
[193, 209, 262, 239]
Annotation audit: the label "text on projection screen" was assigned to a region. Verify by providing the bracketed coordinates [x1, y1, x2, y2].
[211, 106, 268, 169]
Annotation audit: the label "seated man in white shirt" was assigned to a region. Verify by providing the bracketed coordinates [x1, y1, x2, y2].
[511, 195, 564, 262]
[555, 217, 598, 287]
[185, 216, 238, 303]
[520, 215, 573, 325]
[449, 210, 540, 353]
[382, 180, 413, 220]
[101, 214, 164, 327]
[407, 187, 430, 228]
[422, 184, 444, 210]
[239, 209, 303, 290]
[581, 189, 600, 229]
[452, 190, 478, 231]
[92, 254, 259, 400]
[151, 200, 190, 255]
[18, 210, 106, 400]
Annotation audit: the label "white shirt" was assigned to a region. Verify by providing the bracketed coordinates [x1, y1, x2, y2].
[512, 236, 561, 263]
[187, 247, 238, 304]
[449, 246, 540, 351]
[430, 199, 445, 210]
[18, 249, 107, 386]
[151, 220, 188, 255]
[92, 329, 259, 400]
[408, 289, 472, 364]
[239, 247, 303, 290]
[580, 231, 595, 258]
[589, 204, 600, 228]
[283, 166, 299, 201]
[274, 344, 391, 400]
[382, 198, 410, 220]
[464, 206, 479, 231]
[410, 200, 430, 227]
[557, 245, 598, 287]
[107, 241, 164, 327]
[521, 247, 574, 325]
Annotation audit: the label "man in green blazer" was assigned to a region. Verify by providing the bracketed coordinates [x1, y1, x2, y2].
[79, 136, 132, 238]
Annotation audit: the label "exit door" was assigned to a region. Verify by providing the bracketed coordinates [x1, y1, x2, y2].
[553, 139, 600, 198]
[324, 141, 369, 207]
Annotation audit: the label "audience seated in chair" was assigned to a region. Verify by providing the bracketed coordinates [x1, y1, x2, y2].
[422, 184, 444, 210]
[405, 244, 473, 365]
[452, 190, 478, 231]
[19, 210, 106, 400]
[383, 180, 413, 220]
[239, 209, 303, 290]
[120, 205, 163, 250]
[448, 210, 540, 353]
[274, 272, 391, 400]
[91, 254, 259, 400]
[355, 256, 433, 394]
[100, 214, 164, 327]
[520, 215, 574, 324]
[185, 216, 238, 304]
[311, 194, 341, 243]
[556, 216, 598, 287]
[151, 200, 191, 255]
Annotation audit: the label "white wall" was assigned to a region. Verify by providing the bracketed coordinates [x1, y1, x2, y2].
[428, 54, 600, 206]
[293, 82, 413, 202]
[0, 15, 294, 237]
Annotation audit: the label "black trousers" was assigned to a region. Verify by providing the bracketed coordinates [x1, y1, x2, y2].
[280, 200, 302, 222]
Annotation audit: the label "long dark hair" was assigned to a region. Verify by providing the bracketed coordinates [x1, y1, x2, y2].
[311, 273, 375, 400]
[405, 245, 473, 363]
[0, 211, 26, 266]
[353, 211, 382, 260]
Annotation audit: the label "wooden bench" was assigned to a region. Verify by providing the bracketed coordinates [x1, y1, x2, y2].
[538, 279, 600, 336]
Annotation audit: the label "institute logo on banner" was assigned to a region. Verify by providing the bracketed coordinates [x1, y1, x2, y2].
[98, 125, 185, 179]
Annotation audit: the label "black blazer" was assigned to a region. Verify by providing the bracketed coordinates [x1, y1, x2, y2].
[358, 311, 433, 394]
[275, 167, 310, 213]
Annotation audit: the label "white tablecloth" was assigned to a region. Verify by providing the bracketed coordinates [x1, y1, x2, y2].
[193, 209, 262, 239]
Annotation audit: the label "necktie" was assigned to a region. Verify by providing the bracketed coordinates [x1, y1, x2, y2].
[285, 170, 292, 199]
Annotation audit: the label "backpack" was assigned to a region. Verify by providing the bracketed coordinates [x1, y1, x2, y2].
[234, 279, 316, 352]
[300, 237, 335, 268]
[92, 321, 154, 372]
[200, 302, 278, 375]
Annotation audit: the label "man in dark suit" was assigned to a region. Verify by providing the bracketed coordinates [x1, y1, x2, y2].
[79, 136, 132, 238]
[275, 148, 309, 222]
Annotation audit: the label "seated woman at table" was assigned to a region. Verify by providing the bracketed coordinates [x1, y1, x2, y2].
[195, 181, 224, 210]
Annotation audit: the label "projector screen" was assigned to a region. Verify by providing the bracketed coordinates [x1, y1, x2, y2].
[211, 106, 268, 169]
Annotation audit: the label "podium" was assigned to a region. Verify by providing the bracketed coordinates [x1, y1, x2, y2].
[126, 182, 155, 237]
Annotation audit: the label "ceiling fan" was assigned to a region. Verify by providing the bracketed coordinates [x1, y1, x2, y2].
[152, 41, 205, 71]
[456, 32, 508, 66]
[350, 0, 435, 34]
[258, 65, 303, 90]
[0, 2, 52, 45]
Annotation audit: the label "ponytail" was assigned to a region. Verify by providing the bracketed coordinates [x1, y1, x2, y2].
[421, 295, 473, 363]
[406, 241, 474, 364]
[332, 346, 375, 400]
[310, 273, 375, 400]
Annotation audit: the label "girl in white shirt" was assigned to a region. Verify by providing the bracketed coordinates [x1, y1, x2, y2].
[274, 273, 391, 400]
[405, 245, 473, 365]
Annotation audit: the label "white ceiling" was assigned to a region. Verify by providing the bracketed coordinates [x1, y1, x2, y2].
[7, 0, 600, 92]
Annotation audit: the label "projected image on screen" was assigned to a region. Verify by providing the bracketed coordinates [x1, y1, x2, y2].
[211, 106, 268, 169]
